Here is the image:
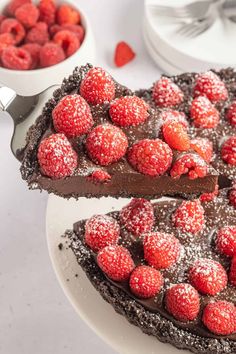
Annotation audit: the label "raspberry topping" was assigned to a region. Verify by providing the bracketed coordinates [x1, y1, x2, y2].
[129, 265, 163, 299]
[189, 259, 227, 295]
[53, 29, 80, 57]
[80, 67, 115, 105]
[7, 0, 30, 16]
[152, 77, 184, 108]
[52, 94, 93, 138]
[216, 226, 236, 257]
[2, 46, 32, 70]
[128, 139, 173, 176]
[227, 101, 236, 126]
[85, 215, 120, 252]
[87, 170, 111, 184]
[221, 136, 236, 166]
[194, 71, 228, 103]
[37, 133, 77, 179]
[114, 41, 136, 67]
[97, 245, 135, 281]
[143, 232, 181, 269]
[159, 109, 188, 128]
[190, 138, 213, 163]
[25, 21, 49, 45]
[15, 3, 39, 28]
[170, 153, 208, 180]
[190, 96, 220, 129]
[0, 18, 25, 44]
[40, 42, 65, 67]
[162, 120, 190, 151]
[200, 184, 219, 203]
[39, 0, 56, 26]
[229, 188, 236, 209]
[229, 256, 236, 287]
[86, 124, 128, 166]
[165, 283, 200, 322]
[119, 198, 154, 237]
[109, 96, 149, 127]
[173, 200, 205, 234]
[57, 4, 80, 25]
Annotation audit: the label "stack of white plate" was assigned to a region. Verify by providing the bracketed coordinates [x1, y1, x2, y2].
[143, 0, 236, 75]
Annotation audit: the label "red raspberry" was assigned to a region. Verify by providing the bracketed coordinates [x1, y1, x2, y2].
[37, 133, 77, 178]
[152, 77, 184, 108]
[0, 33, 15, 56]
[159, 109, 188, 128]
[40, 43, 65, 68]
[200, 184, 219, 203]
[216, 226, 236, 257]
[170, 153, 208, 180]
[87, 170, 111, 184]
[190, 96, 220, 129]
[0, 15, 6, 26]
[38, 0, 56, 26]
[2, 46, 32, 70]
[21, 43, 41, 69]
[229, 188, 236, 209]
[129, 265, 163, 299]
[86, 124, 128, 166]
[97, 245, 135, 281]
[229, 256, 236, 286]
[165, 283, 200, 322]
[25, 22, 49, 45]
[189, 258, 227, 295]
[0, 18, 25, 45]
[194, 71, 228, 103]
[50, 24, 85, 42]
[120, 198, 154, 237]
[57, 4, 80, 25]
[221, 136, 236, 166]
[80, 67, 115, 105]
[52, 94, 93, 138]
[143, 232, 181, 269]
[15, 4, 39, 29]
[202, 301, 236, 335]
[114, 41, 136, 67]
[190, 138, 213, 163]
[227, 101, 236, 126]
[173, 200, 205, 234]
[7, 0, 30, 16]
[85, 214, 120, 252]
[162, 120, 190, 151]
[53, 30, 80, 57]
[128, 139, 173, 176]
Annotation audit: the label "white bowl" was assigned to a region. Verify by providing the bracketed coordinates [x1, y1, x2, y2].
[0, 0, 96, 95]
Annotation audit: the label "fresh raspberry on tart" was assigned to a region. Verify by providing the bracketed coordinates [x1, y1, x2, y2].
[162, 120, 190, 151]
[194, 71, 228, 103]
[172, 200, 205, 234]
[229, 256, 236, 287]
[87, 170, 111, 184]
[221, 136, 236, 166]
[227, 101, 236, 126]
[170, 153, 208, 180]
[190, 96, 220, 129]
[216, 226, 236, 257]
[152, 77, 184, 108]
[190, 138, 213, 163]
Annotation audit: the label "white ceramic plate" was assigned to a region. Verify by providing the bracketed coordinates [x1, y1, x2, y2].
[46, 195, 190, 354]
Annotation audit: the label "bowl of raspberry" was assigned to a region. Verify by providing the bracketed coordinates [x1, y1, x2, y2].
[0, 0, 95, 95]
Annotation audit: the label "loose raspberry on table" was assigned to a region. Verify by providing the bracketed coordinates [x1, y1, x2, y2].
[200, 184, 219, 203]
[202, 301, 236, 335]
[194, 71, 228, 103]
[189, 258, 227, 295]
[86, 124, 128, 166]
[165, 283, 200, 322]
[15, 3, 39, 29]
[0, 33, 14, 56]
[152, 77, 184, 108]
[120, 198, 154, 237]
[129, 265, 163, 299]
[1, 46, 31, 70]
[57, 4, 80, 25]
[25, 22, 49, 45]
[109, 96, 149, 127]
[190, 96, 220, 129]
[7, 0, 30, 16]
[229, 188, 236, 209]
[97, 245, 135, 282]
[0, 18, 25, 44]
[37, 133, 77, 179]
[39, 0, 56, 25]
[52, 94, 93, 138]
[229, 256, 236, 287]
[217, 226, 236, 257]
[221, 136, 236, 166]
[159, 109, 188, 128]
[143, 232, 181, 269]
[128, 138, 173, 176]
[227, 101, 236, 126]
[21, 43, 41, 69]
[53, 29, 79, 57]
[84, 214, 120, 252]
[80, 67, 115, 105]
[190, 138, 213, 163]
[40, 42, 65, 67]
[162, 120, 190, 151]
[87, 170, 111, 184]
[172, 200, 205, 234]
[170, 153, 208, 180]
[114, 41, 136, 67]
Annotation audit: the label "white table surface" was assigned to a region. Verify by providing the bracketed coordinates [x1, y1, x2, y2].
[0, 1, 161, 353]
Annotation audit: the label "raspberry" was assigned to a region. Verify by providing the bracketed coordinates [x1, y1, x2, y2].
[86, 124, 128, 166]
[21, 43, 41, 69]
[194, 71, 228, 103]
[40, 43, 65, 68]
[80, 67, 115, 105]
[229, 256, 236, 286]
[159, 109, 188, 128]
[7, 0, 30, 16]
[229, 188, 236, 209]
[120, 198, 154, 237]
[152, 77, 184, 108]
[109, 96, 149, 127]
[189, 258, 227, 295]
[57, 4, 80, 25]
[200, 184, 219, 203]
[143, 232, 181, 269]
[170, 153, 208, 180]
[25, 22, 49, 45]
[128, 139, 173, 176]
[202, 301, 236, 335]
[227, 101, 236, 126]
[87, 170, 111, 184]
[61, 24, 84, 42]
[221, 136, 236, 166]
[0, 18, 25, 45]
[216, 226, 236, 257]
[53, 30, 80, 57]
[190, 96, 220, 129]
[84, 215, 120, 253]
[114, 41, 136, 67]
[15, 4, 39, 29]
[52, 94, 93, 138]
[173, 200, 205, 234]
[38, 0, 56, 26]
[97, 245, 135, 281]
[37, 133, 77, 179]
[165, 284, 200, 322]
[162, 120, 190, 151]
[129, 265, 163, 299]
[0, 33, 15, 56]
[190, 138, 213, 163]
[2, 46, 32, 70]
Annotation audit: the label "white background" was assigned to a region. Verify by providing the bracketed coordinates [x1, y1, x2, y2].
[0, 1, 161, 353]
